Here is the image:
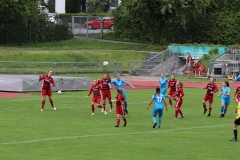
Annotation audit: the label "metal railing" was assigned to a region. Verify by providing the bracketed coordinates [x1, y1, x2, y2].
[129, 45, 180, 74]
[0, 61, 122, 75]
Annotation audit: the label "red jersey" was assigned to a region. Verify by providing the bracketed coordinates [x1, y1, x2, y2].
[88, 84, 102, 97]
[116, 93, 125, 106]
[203, 82, 218, 97]
[168, 79, 177, 91]
[233, 86, 240, 98]
[175, 87, 184, 98]
[98, 77, 111, 92]
[39, 74, 55, 90]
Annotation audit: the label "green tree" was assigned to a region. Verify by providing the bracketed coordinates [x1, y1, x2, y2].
[0, 0, 72, 43]
[86, 0, 110, 14]
[113, 0, 240, 44]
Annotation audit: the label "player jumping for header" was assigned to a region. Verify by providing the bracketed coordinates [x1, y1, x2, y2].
[108, 73, 135, 115]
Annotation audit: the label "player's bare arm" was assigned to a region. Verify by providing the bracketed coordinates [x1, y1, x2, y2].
[163, 99, 168, 111]
[147, 98, 154, 110]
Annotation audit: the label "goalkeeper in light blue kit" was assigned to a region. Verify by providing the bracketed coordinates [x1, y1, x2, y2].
[159, 73, 168, 95]
[108, 73, 135, 115]
[147, 87, 168, 128]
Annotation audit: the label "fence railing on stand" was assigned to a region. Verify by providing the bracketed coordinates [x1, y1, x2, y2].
[129, 45, 180, 75]
[0, 61, 122, 75]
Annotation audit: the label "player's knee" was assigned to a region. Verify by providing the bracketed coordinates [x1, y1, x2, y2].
[91, 102, 94, 105]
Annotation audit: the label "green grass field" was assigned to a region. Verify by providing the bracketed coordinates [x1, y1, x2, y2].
[0, 39, 166, 51]
[0, 88, 238, 160]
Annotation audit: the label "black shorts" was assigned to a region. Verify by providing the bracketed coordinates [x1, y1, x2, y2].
[234, 118, 240, 125]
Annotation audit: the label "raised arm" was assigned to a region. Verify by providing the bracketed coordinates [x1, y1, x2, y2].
[39, 74, 45, 81]
[233, 75, 240, 82]
[108, 80, 115, 87]
[122, 80, 135, 88]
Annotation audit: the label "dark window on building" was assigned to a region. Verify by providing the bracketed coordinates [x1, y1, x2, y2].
[214, 68, 222, 75]
[110, 0, 118, 7]
[48, 0, 55, 13]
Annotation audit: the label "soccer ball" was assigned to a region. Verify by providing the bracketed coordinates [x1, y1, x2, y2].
[103, 61, 109, 67]
[57, 90, 62, 94]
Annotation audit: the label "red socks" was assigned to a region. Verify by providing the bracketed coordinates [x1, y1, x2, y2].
[203, 103, 206, 110]
[209, 107, 212, 114]
[122, 115, 127, 123]
[178, 109, 183, 115]
[50, 99, 54, 107]
[175, 108, 183, 117]
[175, 109, 178, 117]
[91, 104, 95, 113]
[117, 117, 120, 125]
[169, 99, 172, 106]
[42, 100, 45, 109]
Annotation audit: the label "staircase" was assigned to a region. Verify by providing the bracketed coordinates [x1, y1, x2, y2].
[136, 52, 160, 74]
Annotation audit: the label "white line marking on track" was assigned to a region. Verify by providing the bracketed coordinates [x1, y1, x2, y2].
[1, 124, 228, 145]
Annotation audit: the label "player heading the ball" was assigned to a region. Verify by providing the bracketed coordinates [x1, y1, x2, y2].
[98, 73, 113, 112]
[108, 73, 135, 115]
[39, 70, 56, 111]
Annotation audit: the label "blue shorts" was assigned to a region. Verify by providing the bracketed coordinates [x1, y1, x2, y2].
[221, 97, 230, 107]
[153, 107, 163, 116]
[161, 88, 167, 95]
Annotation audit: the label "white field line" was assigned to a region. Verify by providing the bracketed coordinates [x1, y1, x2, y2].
[0, 102, 150, 112]
[1, 124, 228, 145]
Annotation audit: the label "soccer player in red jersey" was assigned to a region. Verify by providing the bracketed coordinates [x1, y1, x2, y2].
[202, 78, 218, 116]
[173, 81, 185, 119]
[39, 70, 56, 111]
[112, 88, 127, 127]
[233, 85, 240, 114]
[87, 79, 106, 115]
[168, 74, 177, 107]
[98, 73, 113, 112]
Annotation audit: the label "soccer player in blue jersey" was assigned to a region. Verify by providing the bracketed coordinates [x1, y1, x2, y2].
[147, 87, 168, 128]
[159, 73, 168, 95]
[218, 81, 230, 118]
[108, 73, 135, 114]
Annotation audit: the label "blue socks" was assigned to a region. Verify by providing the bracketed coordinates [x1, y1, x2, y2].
[220, 106, 224, 113]
[158, 117, 162, 127]
[152, 117, 156, 123]
[224, 109, 227, 114]
[124, 102, 128, 110]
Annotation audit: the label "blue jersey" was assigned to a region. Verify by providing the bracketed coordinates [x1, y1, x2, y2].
[108, 78, 131, 92]
[159, 78, 168, 89]
[221, 87, 230, 99]
[233, 75, 240, 82]
[152, 94, 165, 109]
